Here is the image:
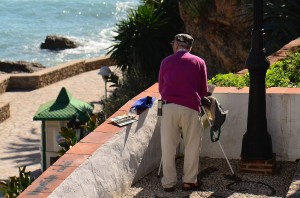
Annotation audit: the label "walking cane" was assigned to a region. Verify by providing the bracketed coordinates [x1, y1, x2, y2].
[157, 158, 162, 178]
[201, 105, 235, 175]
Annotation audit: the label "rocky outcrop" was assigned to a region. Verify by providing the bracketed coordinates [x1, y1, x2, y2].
[179, 0, 252, 78]
[0, 61, 46, 74]
[40, 35, 79, 50]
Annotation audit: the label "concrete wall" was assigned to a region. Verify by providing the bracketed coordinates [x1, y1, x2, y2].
[49, 101, 161, 198]
[200, 88, 300, 161]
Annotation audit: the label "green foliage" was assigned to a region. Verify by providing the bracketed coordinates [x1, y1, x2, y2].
[266, 52, 300, 87]
[209, 72, 250, 88]
[209, 52, 300, 88]
[101, 71, 152, 118]
[108, 0, 183, 84]
[108, 4, 170, 77]
[55, 112, 106, 157]
[57, 126, 78, 157]
[80, 112, 106, 135]
[106, 73, 120, 88]
[0, 166, 34, 198]
[105, 0, 184, 117]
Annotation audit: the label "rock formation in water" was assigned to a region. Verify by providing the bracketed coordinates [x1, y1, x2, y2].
[40, 35, 79, 50]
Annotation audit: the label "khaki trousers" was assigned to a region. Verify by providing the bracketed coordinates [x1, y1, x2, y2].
[161, 103, 203, 188]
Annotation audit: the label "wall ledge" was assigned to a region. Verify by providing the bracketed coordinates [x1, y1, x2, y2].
[0, 56, 114, 92]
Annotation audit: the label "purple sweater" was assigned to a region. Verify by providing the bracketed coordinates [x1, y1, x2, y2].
[159, 51, 208, 112]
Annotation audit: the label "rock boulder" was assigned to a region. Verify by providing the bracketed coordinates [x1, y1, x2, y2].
[40, 35, 79, 50]
[0, 61, 46, 74]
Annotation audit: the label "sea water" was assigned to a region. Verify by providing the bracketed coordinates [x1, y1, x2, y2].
[0, 0, 140, 67]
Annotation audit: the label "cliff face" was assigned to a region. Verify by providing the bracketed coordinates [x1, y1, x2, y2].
[179, 0, 252, 78]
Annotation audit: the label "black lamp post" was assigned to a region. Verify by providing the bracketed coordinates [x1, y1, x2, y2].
[241, 0, 273, 160]
[99, 66, 112, 99]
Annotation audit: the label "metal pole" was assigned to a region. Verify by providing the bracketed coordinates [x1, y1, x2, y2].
[241, 0, 273, 160]
[217, 140, 235, 175]
[104, 80, 107, 99]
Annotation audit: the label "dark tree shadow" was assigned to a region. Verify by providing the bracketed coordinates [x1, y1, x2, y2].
[1, 136, 41, 168]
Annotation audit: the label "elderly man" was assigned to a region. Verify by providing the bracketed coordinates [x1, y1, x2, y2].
[158, 33, 208, 192]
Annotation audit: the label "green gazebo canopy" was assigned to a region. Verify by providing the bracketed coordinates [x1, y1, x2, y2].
[33, 87, 93, 121]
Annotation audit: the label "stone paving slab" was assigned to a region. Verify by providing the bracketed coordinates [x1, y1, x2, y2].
[0, 67, 119, 181]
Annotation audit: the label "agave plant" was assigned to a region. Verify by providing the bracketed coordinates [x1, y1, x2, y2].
[108, 0, 183, 84]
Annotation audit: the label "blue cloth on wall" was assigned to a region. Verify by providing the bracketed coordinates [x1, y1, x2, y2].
[131, 96, 155, 109]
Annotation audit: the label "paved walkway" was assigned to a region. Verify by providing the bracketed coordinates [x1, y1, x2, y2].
[0, 67, 119, 180]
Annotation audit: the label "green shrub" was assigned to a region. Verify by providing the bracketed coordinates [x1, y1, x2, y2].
[266, 52, 300, 87]
[208, 52, 300, 88]
[57, 126, 78, 157]
[208, 72, 249, 88]
[101, 71, 152, 118]
[0, 166, 34, 198]
[108, 3, 174, 80]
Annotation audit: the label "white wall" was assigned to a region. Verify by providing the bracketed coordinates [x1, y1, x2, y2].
[49, 101, 161, 198]
[200, 91, 300, 161]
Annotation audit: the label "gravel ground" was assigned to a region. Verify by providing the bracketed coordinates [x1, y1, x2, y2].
[121, 157, 297, 198]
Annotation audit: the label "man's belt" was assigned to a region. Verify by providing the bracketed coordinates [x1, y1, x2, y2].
[162, 100, 172, 104]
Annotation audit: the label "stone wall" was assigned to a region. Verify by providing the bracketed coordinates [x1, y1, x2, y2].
[0, 102, 10, 124]
[7, 56, 115, 90]
[0, 75, 10, 94]
[0, 76, 11, 123]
